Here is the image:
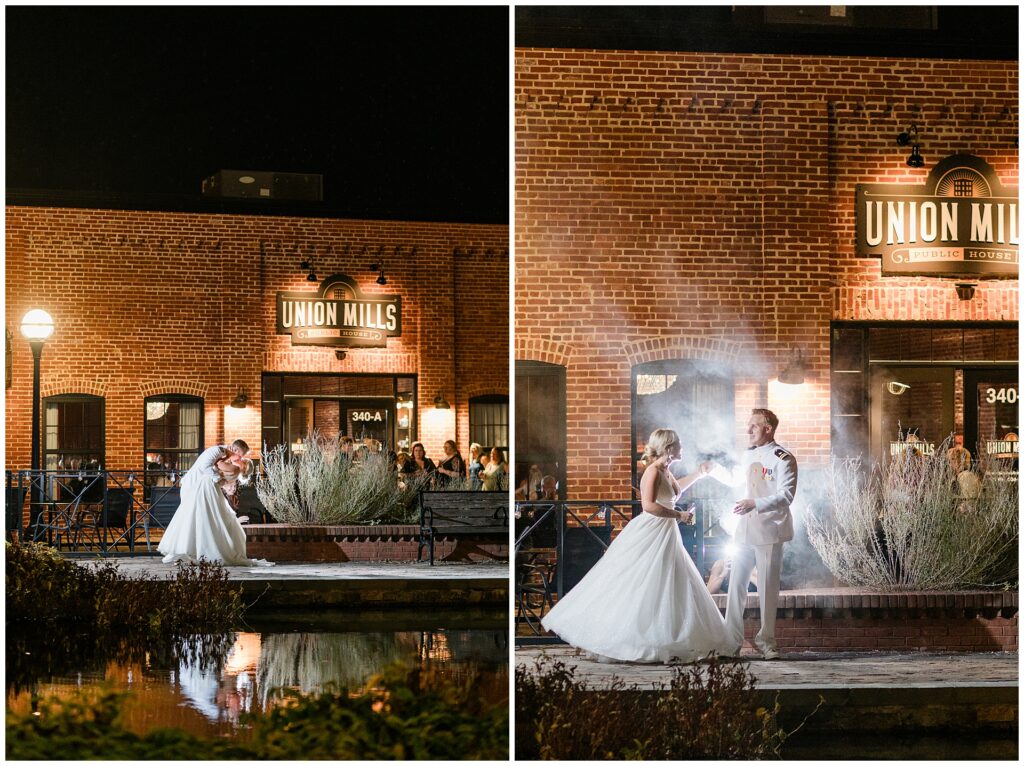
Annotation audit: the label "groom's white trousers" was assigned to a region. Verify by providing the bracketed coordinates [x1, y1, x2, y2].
[725, 541, 783, 652]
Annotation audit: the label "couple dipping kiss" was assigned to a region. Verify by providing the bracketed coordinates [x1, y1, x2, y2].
[158, 439, 274, 568]
[542, 408, 798, 663]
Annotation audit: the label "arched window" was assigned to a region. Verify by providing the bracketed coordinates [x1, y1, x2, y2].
[43, 394, 105, 470]
[631, 359, 734, 490]
[144, 395, 204, 473]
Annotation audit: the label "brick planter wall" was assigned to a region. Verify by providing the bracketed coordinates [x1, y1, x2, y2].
[712, 588, 1019, 653]
[244, 523, 509, 563]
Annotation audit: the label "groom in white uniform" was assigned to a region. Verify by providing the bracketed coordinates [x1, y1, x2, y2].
[708, 408, 797, 660]
[192, 439, 250, 482]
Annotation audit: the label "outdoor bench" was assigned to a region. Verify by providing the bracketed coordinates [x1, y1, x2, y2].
[417, 490, 508, 565]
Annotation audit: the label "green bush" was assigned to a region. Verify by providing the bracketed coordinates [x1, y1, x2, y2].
[6, 541, 243, 692]
[6, 540, 242, 633]
[516, 655, 797, 760]
[6, 664, 508, 760]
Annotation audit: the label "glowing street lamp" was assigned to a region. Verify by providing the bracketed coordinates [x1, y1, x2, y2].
[20, 309, 54, 501]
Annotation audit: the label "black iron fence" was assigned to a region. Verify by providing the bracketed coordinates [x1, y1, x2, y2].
[5, 469, 269, 555]
[514, 498, 730, 639]
[5, 469, 191, 554]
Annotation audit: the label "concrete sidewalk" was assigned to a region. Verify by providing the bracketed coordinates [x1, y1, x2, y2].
[515, 644, 1017, 689]
[71, 555, 509, 608]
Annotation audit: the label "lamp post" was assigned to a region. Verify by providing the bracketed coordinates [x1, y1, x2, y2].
[21, 310, 54, 522]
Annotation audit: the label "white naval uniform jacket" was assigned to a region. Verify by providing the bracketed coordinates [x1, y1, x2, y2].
[192, 444, 230, 482]
[709, 440, 797, 546]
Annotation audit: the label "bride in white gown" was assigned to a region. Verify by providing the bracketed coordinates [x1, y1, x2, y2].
[158, 441, 274, 567]
[540, 428, 730, 663]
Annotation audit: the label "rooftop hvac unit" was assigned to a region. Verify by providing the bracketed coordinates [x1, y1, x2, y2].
[201, 170, 323, 201]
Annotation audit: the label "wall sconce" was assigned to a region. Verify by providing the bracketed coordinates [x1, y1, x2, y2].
[335, 350, 347, 361]
[896, 123, 925, 167]
[230, 387, 249, 408]
[896, 123, 917, 146]
[376, 270, 387, 285]
[777, 349, 806, 385]
[955, 282, 977, 301]
[433, 392, 451, 409]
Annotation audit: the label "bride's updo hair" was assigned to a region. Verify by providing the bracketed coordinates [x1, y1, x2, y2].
[237, 457, 255, 485]
[643, 429, 680, 462]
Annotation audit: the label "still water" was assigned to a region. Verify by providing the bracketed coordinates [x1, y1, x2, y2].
[8, 608, 508, 741]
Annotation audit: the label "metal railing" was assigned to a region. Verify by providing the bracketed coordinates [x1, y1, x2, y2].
[6, 469, 185, 554]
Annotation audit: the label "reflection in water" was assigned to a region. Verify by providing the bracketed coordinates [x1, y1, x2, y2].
[8, 624, 508, 739]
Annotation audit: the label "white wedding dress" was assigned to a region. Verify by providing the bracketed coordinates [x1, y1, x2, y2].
[158, 463, 273, 567]
[541, 467, 730, 663]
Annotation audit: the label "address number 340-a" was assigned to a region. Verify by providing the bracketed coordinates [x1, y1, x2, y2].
[985, 388, 1018, 404]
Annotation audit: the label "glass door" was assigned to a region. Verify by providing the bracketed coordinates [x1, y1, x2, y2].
[343, 399, 394, 450]
[870, 365, 955, 463]
[963, 368, 1019, 472]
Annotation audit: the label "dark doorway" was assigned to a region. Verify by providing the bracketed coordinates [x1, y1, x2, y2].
[515, 361, 566, 499]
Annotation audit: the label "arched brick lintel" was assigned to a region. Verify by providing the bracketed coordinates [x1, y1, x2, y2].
[622, 335, 747, 367]
[515, 336, 573, 368]
[41, 378, 108, 398]
[138, 379, 210, 399]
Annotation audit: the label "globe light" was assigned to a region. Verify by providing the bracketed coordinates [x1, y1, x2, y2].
[20, 309, 54, 341]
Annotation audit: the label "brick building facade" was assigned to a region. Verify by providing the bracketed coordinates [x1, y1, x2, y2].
[514, 48, 1018, 501]
[6, 206, 508, 471]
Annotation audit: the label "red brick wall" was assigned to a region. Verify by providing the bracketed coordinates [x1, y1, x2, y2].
[5, 208, 508, 469]
[515, 49, 1018, 498]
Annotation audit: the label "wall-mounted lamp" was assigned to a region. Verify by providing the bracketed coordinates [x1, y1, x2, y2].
[777, 349, 806, 385]
[376, 270, 387, 286]
[896, 123, 925, 168]
[306, 270, 318, 282]
[230, 387, 249, 408]
[335, 350, 347, 361]
[433, 392, 451, 409]
[954, 282, 977, 301]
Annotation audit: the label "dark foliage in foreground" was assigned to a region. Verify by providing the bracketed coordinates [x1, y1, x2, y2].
[6, 540, 243, 632]
[516, 655, 811, 760]
[6, 541, 242, 693]
[6, 664, 508, 760]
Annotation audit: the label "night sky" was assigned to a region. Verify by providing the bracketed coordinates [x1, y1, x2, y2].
[6, 6, 509, 224]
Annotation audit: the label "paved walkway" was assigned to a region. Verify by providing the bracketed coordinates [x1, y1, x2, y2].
[73, 555, 508, 582]
[70, 555, 509, 608]
[515, 645, 1018, 689]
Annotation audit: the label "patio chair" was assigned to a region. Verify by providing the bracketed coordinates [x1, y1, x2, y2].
[6, 486, 27, 542]
[142, 487, 180, 549]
